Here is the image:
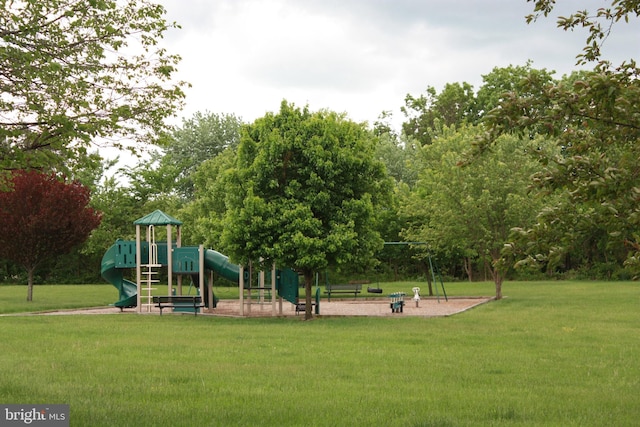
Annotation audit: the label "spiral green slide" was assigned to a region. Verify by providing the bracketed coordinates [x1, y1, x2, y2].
[100, 243, 138, 309]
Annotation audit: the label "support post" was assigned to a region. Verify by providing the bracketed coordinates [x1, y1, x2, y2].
[239, 265, 244, 316]
[135, 224, 141, 313]
[177, 226, 182, 295]
[167, 224, 172, 296]
[199, 244, 204, 312]
[259, 263, 265, 305]
[271, 263, 277, 316]
[247, 262, 251, 315]
[208, 270, 214, 311]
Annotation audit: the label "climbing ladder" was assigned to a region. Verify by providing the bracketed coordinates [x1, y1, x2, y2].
[140, 226, 161, 312]
[140, 264, 159, 312]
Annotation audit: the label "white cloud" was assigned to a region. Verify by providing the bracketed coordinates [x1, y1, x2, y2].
[158, 0, 640, 129]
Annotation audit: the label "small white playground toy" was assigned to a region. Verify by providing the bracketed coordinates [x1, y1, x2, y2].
[412, 287, 421, 307]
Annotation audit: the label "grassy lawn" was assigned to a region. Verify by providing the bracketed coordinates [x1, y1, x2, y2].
[0, 284, 115, 314]
[0, 281, 638, 426]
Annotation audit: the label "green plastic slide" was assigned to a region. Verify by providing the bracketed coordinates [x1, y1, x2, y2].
[101, 243, 137, 308]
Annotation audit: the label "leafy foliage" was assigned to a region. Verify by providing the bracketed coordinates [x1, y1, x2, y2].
[493, 67, 640, 276]
[402, 82, 477, 145]
[402, 63, 556, 148]
[0, 170, 102, 299]
[221, 101, 392, 317]
[484, 2, 640, 277]
[180, 148, 238, 247]
[400, 125, 546, 297]
[0, 0, 187, 176]
[153, 112, 242, 200]
[526, 0, 640, 64]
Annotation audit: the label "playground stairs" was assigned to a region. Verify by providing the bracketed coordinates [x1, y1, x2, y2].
[140, 263, 161, 312]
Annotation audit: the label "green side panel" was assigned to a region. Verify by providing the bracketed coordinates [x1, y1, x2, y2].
[155, 242, 176, 266]
[114, 240, 156, 268]
[114, 240, 180, 267]
[277, 268, 299, 305]
[173, 247, 200, 274]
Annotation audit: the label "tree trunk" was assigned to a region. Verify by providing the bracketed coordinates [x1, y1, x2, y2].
[494, 271, 503, 300]
[27, 267, 34, 301]
[463, 257, 473, 282]
[303, 270, 313, 320]
[489, 255, 503, 300]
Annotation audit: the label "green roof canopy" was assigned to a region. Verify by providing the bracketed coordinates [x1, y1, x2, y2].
[133, 210, 183, 226]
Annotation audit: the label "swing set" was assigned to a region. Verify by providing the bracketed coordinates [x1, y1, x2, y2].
[384, 242, 448, 302]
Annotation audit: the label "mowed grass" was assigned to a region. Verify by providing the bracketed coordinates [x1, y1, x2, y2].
[0, 284, 115, 314]
[0, 281, 639, 426]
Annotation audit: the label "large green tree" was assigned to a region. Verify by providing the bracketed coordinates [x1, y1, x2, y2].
[221, 101, 392, 319]
[0, 0, 186, 177]
[483, 2, 640, 277]
[400, 125, 547, 298]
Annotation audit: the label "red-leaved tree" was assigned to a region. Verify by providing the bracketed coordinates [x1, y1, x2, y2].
[0, 170, 102, 301]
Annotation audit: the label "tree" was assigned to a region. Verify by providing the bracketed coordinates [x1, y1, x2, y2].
[401, 64, 556, 150]
[180, 148, 238, 247]
[221, 101, 392, 319]
[402, 82, 477, 146]
[481, 2, 640, 277]
[144, 112, 243, 200]
[0, 170, 102, 300]
[487, 68, 640, 277]
[526, 0, 639, 65]
[375, 124, 418, 188]
[400, 125, 546, 298]
[0, 0, 186, 177]
[474, 62, 556, 119]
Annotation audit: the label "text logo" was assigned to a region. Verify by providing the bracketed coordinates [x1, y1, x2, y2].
[1, 405, 69, 427]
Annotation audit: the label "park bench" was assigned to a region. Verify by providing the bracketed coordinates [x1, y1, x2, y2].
[324, 283, 362, 301]
[152, 295, 204, 316]
[295, 288, 321, 315]
[295, 302, 316, 314]
[389, 292, 406, 313]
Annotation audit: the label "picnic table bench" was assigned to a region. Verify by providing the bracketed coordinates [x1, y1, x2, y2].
[152, 295, 204, 316]
[324, 283, 362, 301]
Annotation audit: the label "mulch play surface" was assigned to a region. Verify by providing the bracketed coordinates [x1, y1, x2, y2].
[34, 296, 494, 317]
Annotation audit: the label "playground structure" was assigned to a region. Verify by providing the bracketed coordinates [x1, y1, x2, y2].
[100, 210, 300, 316]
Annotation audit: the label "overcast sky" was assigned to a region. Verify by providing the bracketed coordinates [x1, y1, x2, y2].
[158, 0, 639, 130]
